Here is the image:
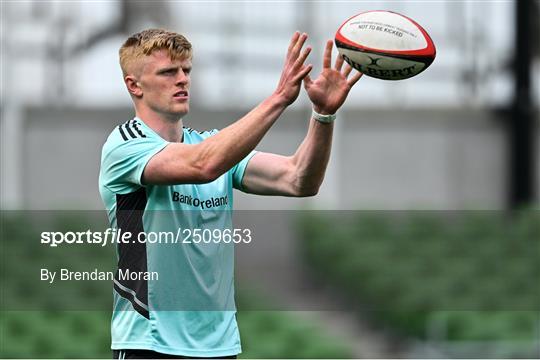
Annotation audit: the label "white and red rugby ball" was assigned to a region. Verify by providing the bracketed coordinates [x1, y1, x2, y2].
[335, 10, 436, 80]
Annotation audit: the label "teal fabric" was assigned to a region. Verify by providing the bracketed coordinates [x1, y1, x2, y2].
[99, 118, 256, 357]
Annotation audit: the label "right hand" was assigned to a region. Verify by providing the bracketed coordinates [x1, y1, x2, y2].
[273, 32, 313, 106]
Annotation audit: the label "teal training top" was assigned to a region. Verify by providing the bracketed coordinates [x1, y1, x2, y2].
[98, 117, 256, 357]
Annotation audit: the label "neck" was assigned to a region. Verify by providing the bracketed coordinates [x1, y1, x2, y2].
[135, 108, 184, 143]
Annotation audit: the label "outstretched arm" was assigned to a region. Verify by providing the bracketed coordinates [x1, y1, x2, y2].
[241, 40, 362, 196]
[142, 32, 313, 185]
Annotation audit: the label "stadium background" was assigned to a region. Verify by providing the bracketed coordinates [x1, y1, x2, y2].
[1, 1, 539, 358]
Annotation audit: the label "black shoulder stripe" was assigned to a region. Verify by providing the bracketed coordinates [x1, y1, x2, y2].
[118, 120, 147, 141]
[123, 123, 136, 139]
[118, 125, 128, 141]
[131, 121, 146, 138]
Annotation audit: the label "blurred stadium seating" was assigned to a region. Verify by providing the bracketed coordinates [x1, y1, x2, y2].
[298, 211, 539, 357]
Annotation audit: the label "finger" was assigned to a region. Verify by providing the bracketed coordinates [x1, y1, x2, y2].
[291, 33, 308, 59]
[303, 74, 313, 89]
[287, 31, 300, 58]
[323, 40, 333, 69]
[293, 64, 313, 82]
[294, 46, 312, 69]
[343, 63, 353, 78]
[335, 53, 344, 71]
[347, 71, 363, 86]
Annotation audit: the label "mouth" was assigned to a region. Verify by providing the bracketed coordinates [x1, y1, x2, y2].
[173, 90, 189, 100]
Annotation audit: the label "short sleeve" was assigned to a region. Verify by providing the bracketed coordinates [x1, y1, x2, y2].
[101, 136, 169, 193]
[231, 151, 258, 190]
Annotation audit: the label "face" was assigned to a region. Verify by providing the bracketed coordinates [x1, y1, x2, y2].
[131, 50, 192, 120]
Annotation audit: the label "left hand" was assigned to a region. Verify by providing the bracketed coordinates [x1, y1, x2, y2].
[304, 40, 363, 115]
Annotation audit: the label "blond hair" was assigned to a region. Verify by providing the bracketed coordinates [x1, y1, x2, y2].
[119, 29, 193, 76]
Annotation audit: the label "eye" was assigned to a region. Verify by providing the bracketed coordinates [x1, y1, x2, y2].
[183, 68, 192, 75]
[159, 69, 177, 76]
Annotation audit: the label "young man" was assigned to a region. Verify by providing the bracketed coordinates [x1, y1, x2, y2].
[99, 29, 362, 359]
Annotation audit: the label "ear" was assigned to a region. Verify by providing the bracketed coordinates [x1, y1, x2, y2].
[125, 75, 143, 97]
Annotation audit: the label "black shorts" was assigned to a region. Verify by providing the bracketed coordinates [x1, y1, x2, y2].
[113, 349, 237, 359]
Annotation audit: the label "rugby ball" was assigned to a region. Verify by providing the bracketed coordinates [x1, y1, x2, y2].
[335, 10, 436, 80]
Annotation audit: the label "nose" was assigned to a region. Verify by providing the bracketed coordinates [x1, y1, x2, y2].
[176, 70, 189, 85]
